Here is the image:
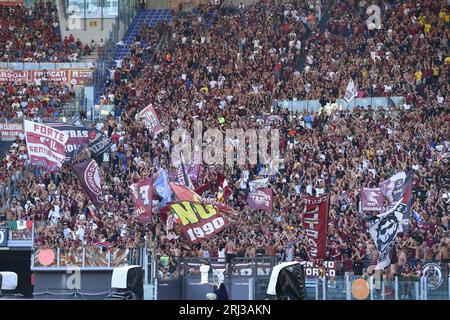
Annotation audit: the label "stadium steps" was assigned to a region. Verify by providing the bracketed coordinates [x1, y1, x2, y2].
[79, 49, 99, 63]
[114, 9, 173, 60]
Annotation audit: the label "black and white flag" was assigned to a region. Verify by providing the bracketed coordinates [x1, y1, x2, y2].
[88, 132, 113, 158]
[369, 197, 406, 270]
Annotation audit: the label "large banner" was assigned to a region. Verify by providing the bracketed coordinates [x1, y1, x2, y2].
[181, 260, 337, 278]
[168, 201, 229, 243]
[0, 122, 23, 141]
[30, 70, 69, 83]
[0, 68, 93, 85]
[74, 159, 104, 209]
[183, 261, 273, 277]
[47, 123, 96, 162]
[24, 120, 68, 171]
[70, 69, 94, 85]
[0, 69, 28, 84]
[130, 178, 153, 223]
[360, 187, 383, 212]
[248, 188, 273, 212]
[136, 104, 163, 135]
[88, 131, 113, 158]
[303, 195, 329, 260]
[369, 196, 408, 270]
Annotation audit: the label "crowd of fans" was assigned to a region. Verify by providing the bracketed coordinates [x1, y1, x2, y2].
[0, 0, 448, 289]
[0, 81, 76, 120]
[0, 1, 95, 62]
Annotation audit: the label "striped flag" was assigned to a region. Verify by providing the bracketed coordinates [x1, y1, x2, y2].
[8, 220, 33, 231]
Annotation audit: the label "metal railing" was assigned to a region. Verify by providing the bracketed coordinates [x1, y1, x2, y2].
[297, 274, 449, 301]
[276, 96, 405, 113]
[147, 255, 450, 300]
[31, 246, 143, 270]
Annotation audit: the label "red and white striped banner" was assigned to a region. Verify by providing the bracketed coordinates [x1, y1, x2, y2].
[24, 120, 68, 171]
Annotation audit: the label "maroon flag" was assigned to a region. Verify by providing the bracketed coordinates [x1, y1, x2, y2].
[248, 188, 273, 212]
[187, 163, 201, 184]
[46, 123, 97, 163]
[136, 103, 163, 135]
[194, 182, 212, 196]
[130, 178, 153, 223]
[24, 120, 69, 172]
[303, 195, 329, 260]
[74, 159, 104, 209]
[360, 187, 383, 212]
[216, 172, 232, 203]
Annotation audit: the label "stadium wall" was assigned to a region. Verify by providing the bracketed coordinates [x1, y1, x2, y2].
[0, 249, 33, 297]
[33, 270, 112, 298]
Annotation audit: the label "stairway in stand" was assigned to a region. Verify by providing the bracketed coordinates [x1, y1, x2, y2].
[114, 9, 173, 60]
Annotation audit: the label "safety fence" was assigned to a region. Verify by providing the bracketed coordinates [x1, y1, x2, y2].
[306, 274, 450, 301]
[276, 96, 405, 113]
[31, 246, 143, 270]
[150, 256, 450, 300]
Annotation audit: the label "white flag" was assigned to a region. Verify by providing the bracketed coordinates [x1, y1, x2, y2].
[249, 177, 269, 192]
[343, 79, 358, 104]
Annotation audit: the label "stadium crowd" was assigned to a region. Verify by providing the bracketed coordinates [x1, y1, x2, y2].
[0, 0, 448, 284]
[0, 81, 76, 120]
[0, 1, 95, 62]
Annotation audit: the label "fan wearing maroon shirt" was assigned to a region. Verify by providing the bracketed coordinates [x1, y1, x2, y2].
[352, 244, 365, 276]
[330, 242, 343, 262]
